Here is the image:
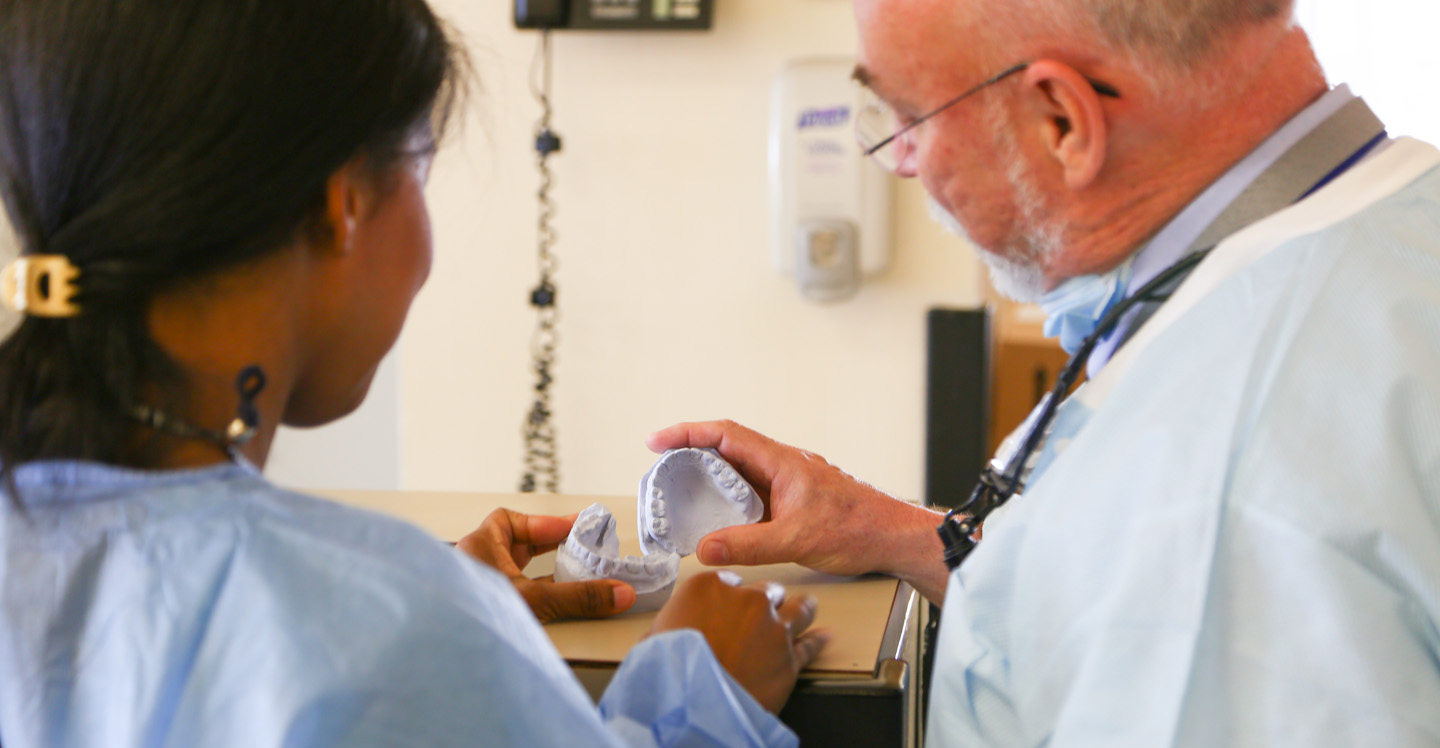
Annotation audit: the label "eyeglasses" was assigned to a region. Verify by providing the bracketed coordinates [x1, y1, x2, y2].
[856, 62, 1121, 173]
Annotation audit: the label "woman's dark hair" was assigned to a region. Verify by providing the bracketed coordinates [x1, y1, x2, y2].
[0, 0, 462, 470]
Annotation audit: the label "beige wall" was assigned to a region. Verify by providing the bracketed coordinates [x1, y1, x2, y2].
[402, 0, 983, 499]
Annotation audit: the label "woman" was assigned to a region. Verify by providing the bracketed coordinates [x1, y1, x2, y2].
[0, 1, 824, 745]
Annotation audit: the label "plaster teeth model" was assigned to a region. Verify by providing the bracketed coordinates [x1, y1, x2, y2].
[553, 450, 761, 613]
[637, 448, 763, 556]
[554, 504, 680, 612]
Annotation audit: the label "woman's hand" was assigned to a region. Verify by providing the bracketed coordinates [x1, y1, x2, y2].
[458, 508, 636, 623]
[650, 571, 829, 713]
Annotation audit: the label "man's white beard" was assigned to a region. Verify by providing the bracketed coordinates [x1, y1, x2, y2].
[927, 196, 1047, 302]
[925, 103, 1066, 304]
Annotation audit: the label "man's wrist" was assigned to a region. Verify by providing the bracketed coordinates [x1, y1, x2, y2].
[874, 499, 950, 605]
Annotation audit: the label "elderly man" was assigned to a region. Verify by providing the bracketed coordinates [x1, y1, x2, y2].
[651, 0, 1440, 744]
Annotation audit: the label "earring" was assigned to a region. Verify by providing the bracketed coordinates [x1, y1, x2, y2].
[224, 366, 268, 446]
[129, 364, 268, 459]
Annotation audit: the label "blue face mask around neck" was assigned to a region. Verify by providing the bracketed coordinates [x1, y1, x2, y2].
[1039, 259, 1133, 355]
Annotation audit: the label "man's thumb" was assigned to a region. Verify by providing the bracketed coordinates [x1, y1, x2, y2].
[697, 524, 787, 567]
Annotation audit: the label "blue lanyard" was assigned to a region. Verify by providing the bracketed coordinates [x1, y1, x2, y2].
[1299, 131, 1388, 201]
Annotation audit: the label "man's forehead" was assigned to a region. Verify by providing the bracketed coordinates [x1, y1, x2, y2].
[855, 0, 977, 83]
[856, 0, 973, 35]
[852, 1, 979, 60]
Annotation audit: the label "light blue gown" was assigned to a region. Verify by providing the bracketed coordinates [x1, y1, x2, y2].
[0, 460, 794, 747]
[927, 145, 1440, 745]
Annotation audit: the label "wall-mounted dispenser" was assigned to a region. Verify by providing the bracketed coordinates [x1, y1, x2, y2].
[769, 58, 893, 303]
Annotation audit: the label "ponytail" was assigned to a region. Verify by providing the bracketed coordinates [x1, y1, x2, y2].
[0, 0, 462, 474]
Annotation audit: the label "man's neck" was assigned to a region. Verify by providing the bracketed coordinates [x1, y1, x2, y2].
[1043, 24, 1329, 284]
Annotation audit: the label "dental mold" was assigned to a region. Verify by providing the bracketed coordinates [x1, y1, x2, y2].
[554, 503, 680, 612]
[552, 449, 762, 613]
[637, 448, 763, 556]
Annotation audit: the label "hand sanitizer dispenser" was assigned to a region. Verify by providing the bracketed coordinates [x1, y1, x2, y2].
[769, 58, 893, 303]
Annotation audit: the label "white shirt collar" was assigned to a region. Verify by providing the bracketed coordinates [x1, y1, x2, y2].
[1086, 84, 1385, 375]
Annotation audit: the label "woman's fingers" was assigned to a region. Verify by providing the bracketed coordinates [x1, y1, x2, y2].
[508, 511, 577, 548]
[458, 509, 636, 623]
[792, 629, 831, 669]
[775, 592, 818, 635]
[521, 578, 636, 623]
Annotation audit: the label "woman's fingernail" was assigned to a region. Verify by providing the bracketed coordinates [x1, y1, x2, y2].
[612, 583, 636, 610]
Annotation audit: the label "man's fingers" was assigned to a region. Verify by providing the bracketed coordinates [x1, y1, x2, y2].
[646, 421, 725, 452]
[792, 629, 830, 669]
[645, 421, 778, 492]
[776, 593, 818, 635]
[523, 579, 636, 623]
[697, 522, 791, 567]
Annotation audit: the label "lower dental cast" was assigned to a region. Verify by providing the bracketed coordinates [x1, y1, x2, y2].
[553, 449, 764, 612]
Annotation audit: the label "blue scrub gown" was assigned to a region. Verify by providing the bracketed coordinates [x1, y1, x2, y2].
[927, 143, 1440, 746]
[0, 460, 794, 747]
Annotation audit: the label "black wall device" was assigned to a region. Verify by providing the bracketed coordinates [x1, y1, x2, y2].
[515, 0, 714, 31]
[514, 0, 568, 28]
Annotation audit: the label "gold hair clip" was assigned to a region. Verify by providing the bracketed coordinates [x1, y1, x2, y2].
[1, 255, 81, 318]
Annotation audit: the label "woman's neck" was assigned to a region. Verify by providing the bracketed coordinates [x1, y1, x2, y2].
[141, 250, 308, 472]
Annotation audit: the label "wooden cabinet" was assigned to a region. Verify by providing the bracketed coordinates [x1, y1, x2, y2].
[986, 299, 1073, 455]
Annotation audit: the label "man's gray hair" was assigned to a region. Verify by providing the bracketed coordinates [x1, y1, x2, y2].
[980, 0, 1295, 94]
[1083, 0, 1293, 68]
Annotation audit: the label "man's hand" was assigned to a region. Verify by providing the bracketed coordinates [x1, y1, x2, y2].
[648, 420, 951, 604]
[458, 508, 636, 623]
[650, 571, 829, 713]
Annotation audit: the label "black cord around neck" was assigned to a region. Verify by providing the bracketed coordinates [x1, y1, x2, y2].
[939, 249, 1213, 570]
[129, 365, 267, 459]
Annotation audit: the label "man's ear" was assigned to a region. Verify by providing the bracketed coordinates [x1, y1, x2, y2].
[321, 160, 370, 255]
[1022, 59, 1108, 190]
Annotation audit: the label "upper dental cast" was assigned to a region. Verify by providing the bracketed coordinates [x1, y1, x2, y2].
[553, 448, 764, 612]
